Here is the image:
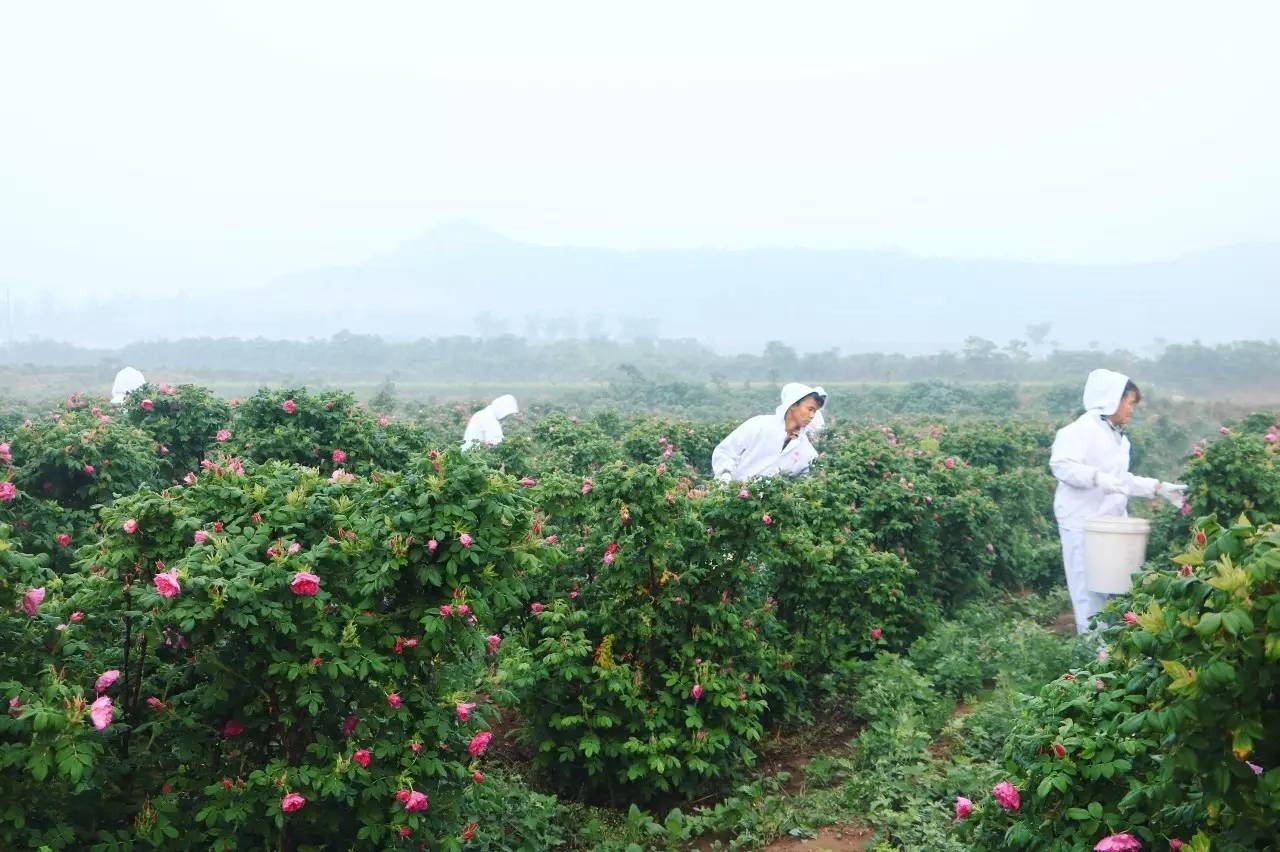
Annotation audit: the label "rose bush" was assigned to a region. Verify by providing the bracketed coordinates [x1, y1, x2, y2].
[965, 517, 1280, 851]
[0, 446, 547, 849]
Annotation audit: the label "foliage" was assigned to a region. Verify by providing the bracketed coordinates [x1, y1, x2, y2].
[967, 518, 1280, 851]
[0, 449, 545, 849]
[123, 382, 232, 481]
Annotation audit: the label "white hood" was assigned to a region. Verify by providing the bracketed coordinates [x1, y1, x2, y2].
[1082, 369, 1129, 416]
[110, 367, 146, 404]
[776, 383, 827, 433]
[488, 394, 519, 420]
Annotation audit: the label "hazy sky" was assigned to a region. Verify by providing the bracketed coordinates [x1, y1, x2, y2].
[3, 1, 1280, 300]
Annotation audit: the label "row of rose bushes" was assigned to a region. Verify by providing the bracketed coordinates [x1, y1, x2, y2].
[958, 424, 1280, 851]
[0, 384, 1223, 847]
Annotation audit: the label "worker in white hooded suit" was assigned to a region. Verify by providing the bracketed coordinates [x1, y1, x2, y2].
[712, 383, 827, 481]
[1050, 369, 1185, 633]
[461, 394, 519, 451]
[110, 366, 146, 405]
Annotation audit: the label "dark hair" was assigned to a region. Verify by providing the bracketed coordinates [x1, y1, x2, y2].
[794, 392, 825, 409]
[1122, 380, 1141, 404]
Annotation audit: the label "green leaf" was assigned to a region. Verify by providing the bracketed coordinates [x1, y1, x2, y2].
[1195, 611, 1222, 636]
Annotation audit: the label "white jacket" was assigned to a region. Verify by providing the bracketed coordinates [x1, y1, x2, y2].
[461, 394, 518, 451]
[712, 383, 826, 481]
[1049, 369, 1157, 530]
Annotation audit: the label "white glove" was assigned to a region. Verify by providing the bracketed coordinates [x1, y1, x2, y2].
[1157, 481, 1188, 508]
[1094, 471, 1126, 494]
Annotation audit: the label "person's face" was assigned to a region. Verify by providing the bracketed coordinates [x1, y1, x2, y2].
[787, 397, 821, 431]
[1109, 391, 1139, 426]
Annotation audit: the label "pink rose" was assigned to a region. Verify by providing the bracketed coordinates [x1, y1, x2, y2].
[530, 602, 545, 614]
[56, 533, 71, 547]
[1124, 611, 1138, 625]
[387, 692, 402, 709]
[222, 720, 244, 737]
[183, 472, 197, 485]
[691, 684, 704, 700]
[95, 669, 121, 694]
[1220, 426, 1230, 435]
[544, 534, 558, 544]
[147, 696, 165, 711]
[427, 538, 438, 552]
[456, 603, 471, 616]
[519, 477, 536, 487]
[216, 429, 231, 442]
[83, 464, 95, 474]
[280, 792, 306, 812]
[194, 530, 209, 544]
[22, 586, 47, 614]
[602, 552, 615, 565]
[70, 611, 84, 623]
[0, 482, 16, 501]
[440, 604, 454, 617]
[1094, 833, 1142, 852]
[761, 514, 773, 525]
[468, 730, 493, 756]
[581, 478, 593, 494]
[487, 633, 502, 655]
[459, 532, 473, 548]
[281, 399, 297, 414]
[954, 796, 972, 819]
[1169, 841, 1183, 850]
[944, 457, 956, 469]
[1052, 742, 1067, 758]
[992, 781, 1020, 811]
[123, 518, 139, 534]
[738, 488, 750, 499]
[90, 695, 113, 730]
[331, 448, 347, 463]
[289, 571, 320, 596]
[456, 702, 476, 722]
[154, 569, 181, 598]
[402, 790, 428, 812]
[287, 541, 301, 555]
[140, 399, 154, 411]
[352, 748, 371, 768]
[870, 627, 883, 640]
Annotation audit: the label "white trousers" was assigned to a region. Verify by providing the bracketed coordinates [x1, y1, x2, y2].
[1060, 527, 1110, 634]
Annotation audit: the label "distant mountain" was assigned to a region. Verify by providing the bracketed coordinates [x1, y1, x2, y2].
[261, 224, 1279, 354]
[13, 224, 1280, 353]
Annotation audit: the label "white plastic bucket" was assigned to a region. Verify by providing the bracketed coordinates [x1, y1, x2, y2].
[1083, 516, 1151, 594]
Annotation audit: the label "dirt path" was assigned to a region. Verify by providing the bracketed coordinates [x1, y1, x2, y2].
[1050, 608, 1076, 636]
[764, 825, 875, 851]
